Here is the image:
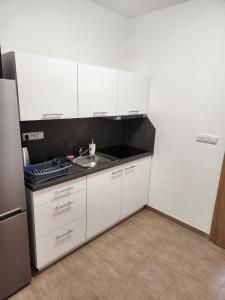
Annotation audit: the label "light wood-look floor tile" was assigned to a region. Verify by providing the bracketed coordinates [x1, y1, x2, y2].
[10, 208, 225, 300]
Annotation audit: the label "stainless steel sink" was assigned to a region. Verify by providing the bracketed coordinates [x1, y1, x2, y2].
[72, 154, 112, 168]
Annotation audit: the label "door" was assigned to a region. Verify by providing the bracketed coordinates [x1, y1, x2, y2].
[0, 212, 31, 299]
[121, 157, 151, 219]
[210, 154, 225, 247]
[0, 80, 26, 214]
[117, 71, 150, 115]
[15, 52, 77, 120]
[87, 167, 122, 238]
[78, 63, 118, 118]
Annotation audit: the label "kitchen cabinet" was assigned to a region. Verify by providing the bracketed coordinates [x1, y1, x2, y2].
[2, 51, 151, 120]
[121, 158, 151, 219]
[34, 190, 86, 238]
[26, 156, 152, 270]
[86, 166, 122, 239]
[35, 216, 86, 269]
[2, 52, 78, 121]
[78, 63, 118, 118]
[26, 177, 86, 270]
[87, 156, 151, 238]
[117, 71, 150, 116]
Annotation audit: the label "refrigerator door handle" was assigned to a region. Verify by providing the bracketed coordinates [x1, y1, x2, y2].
[0, 208, 22, 220]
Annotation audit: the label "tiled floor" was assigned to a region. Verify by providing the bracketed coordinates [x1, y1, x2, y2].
[10, 208, 225, 300]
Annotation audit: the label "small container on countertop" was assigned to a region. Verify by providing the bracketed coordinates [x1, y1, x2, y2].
[89, 139, 96, 156]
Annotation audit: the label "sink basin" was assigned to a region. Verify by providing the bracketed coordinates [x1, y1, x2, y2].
[72, 155, 112, 168]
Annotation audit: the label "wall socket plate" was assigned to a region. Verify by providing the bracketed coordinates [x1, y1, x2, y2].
[22, 131, 44, 141]
[196, 134, 218, 145]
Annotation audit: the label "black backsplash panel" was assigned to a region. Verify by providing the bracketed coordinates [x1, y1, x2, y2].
[20, 117, 155, 164]
[123, 118, 155, 152]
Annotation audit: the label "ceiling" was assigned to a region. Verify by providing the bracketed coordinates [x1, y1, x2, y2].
[92, 0, 189, 18]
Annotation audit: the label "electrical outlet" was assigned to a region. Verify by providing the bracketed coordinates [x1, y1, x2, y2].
[22, 131, 44, 141]
[196, 134, 218, 145]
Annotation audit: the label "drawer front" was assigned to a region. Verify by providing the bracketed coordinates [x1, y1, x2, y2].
[34, 190, 86, 237]
[33, 177, 86, 207]
[35, 216, 86, 269]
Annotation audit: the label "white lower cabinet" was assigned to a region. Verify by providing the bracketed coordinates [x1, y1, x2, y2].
[86, 166, 123, 239]
[27, 157, 151, 270]
[27, 177, 87, 270]
[36, 217, 86, 269]
[34, 190, 86, 238]
[86, 157, 151, 238]
[121, 158, 151, 219]
[32, 177, 86, 208]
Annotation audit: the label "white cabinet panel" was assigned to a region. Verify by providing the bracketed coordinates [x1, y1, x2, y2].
[26, 176, 87, 269]
[78, 63, 118, 118]
[34, 190, 86, 238]
[36, 217, 86, 269]
[117, 71, 150, 116]
[121, 157, 151, 219]
[33, 177, 86, 207]
[3, 52, 78, 120]
[26, 157, 152, 270]
[87, 166, 122, 238]
[2, 52, 151, 120]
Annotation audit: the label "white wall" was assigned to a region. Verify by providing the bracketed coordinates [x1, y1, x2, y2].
[130, 0, 225, 233]
[0, 0, 130, 69]
[1, 0, 224, 234]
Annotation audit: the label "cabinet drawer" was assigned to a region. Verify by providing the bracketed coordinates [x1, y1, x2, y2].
[33, 177, 86, 207]
[35, 216, 86, 269]
[34, 190, 86, 237]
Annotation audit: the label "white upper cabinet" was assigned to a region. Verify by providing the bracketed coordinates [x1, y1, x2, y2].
[78, 63, 118, 118]
[2, 52, 151, 120]
[117, 71, 150, 116]
[2, 52, 78, 121]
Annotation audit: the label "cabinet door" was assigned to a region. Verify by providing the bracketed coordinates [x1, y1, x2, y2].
[121, 157, 151, 219]
[15, 52, 77, 120]
[87, 167, 122, 238]
[78, 63, 118, 118]
[117, 71, 150, 116]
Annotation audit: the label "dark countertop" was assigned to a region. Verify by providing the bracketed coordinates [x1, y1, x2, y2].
[25, 148, 153, 192]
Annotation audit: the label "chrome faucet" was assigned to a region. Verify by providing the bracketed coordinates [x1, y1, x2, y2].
[79, 147, 89, 157]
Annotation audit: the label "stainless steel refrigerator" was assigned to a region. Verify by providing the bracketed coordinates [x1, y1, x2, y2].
[0, 79, 31, 300]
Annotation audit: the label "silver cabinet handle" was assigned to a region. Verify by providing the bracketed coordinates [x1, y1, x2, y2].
[42, 113, 63, 120]
[125, 166, 136, 171]
[129, 110, 139, 114]
[55, 187, 73, 195]
[55, 201, 74, 211]
[56, 229, 74, 240]
[112, 170, 123, 175]
[93, 112, 108, 116]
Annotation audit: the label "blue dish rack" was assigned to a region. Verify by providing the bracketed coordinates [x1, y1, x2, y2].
[24, 159, 72, 184]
